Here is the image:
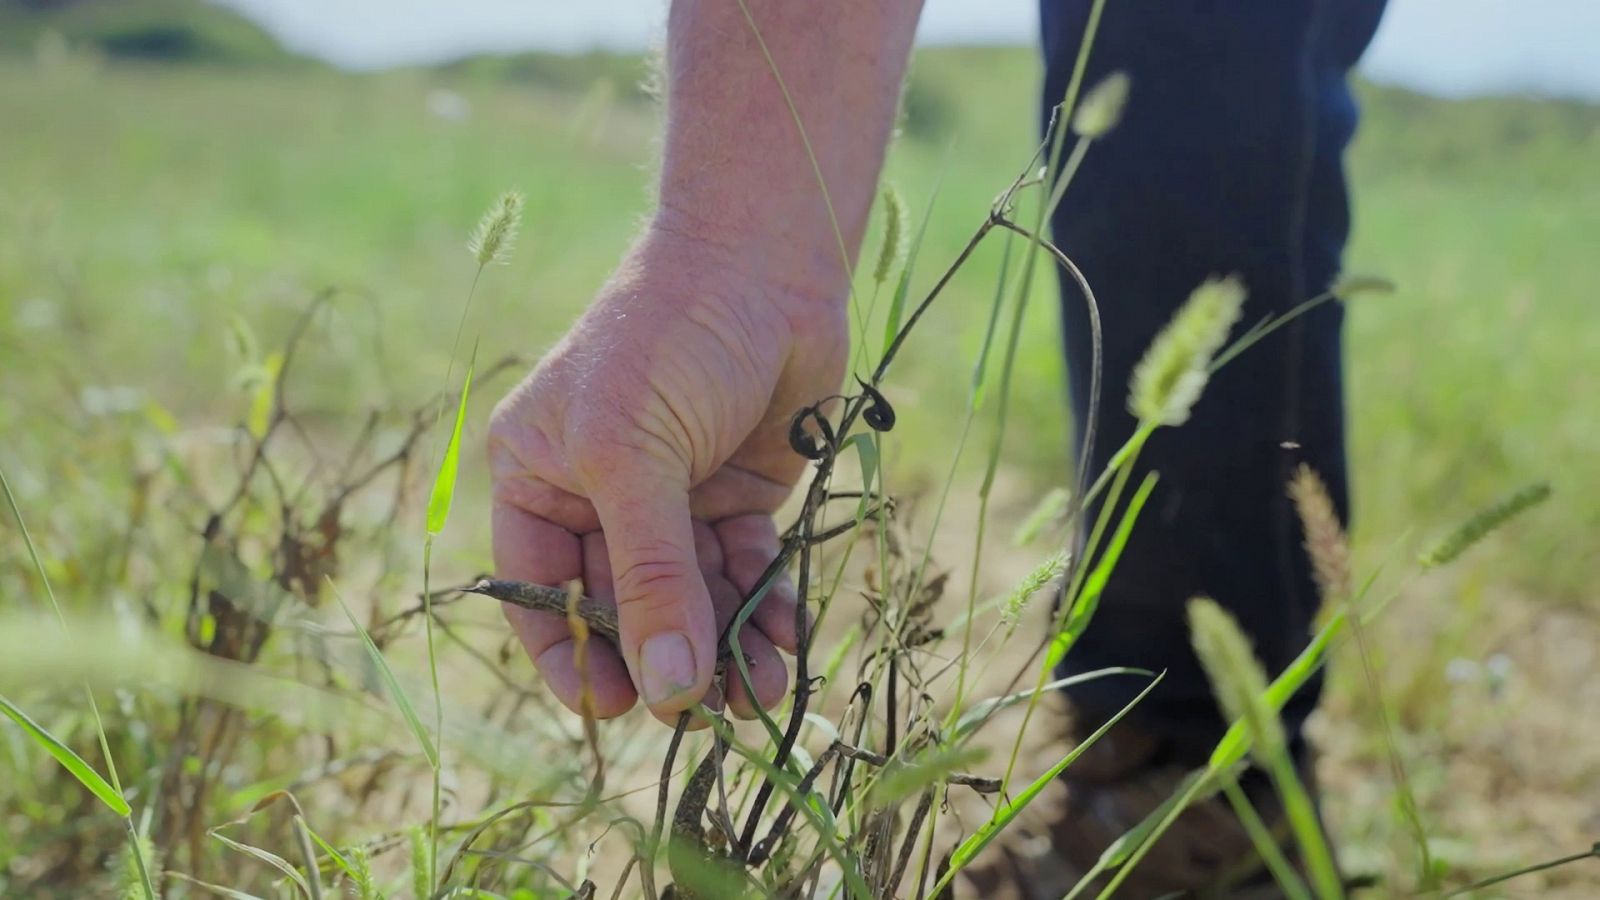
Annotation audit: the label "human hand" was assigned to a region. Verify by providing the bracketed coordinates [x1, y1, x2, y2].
[488, 225, 847, 724]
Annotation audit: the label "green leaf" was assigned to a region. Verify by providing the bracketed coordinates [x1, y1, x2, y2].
[301, 823, 359, 884]
[716, 725, 866, 899]
[951, 668, 1151, 742]
[210, 831, 312, 898]
[868, 745, 988, 806]
[1079, 608, 1358, 898]
[1079, 768, 1219, 885]
[1210, 608, 1348, 769]
[293, 815, 326, 900]
[933, 672, 1164, 895]
[1188, 599, 1342, 898]
[840, 433, 880, 523]
[169, 871, 268, 900]
[247, 352, 283, 439]
[329, 579, 439, 768]
[0, 692, 129, 816]
[427, 348, 477, 537]
[1046, 473, 1159, 670]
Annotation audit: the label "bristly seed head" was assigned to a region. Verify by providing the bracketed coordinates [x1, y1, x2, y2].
[1128, 275, 1246, 426]
[468, 191, 525, 267]
[1331, 273, 1396, 298]
[1420, 481, 1551, 568]
[1073, 71, 1131, 138]
[1002, 549, 1069, 627]
[1188, 596, 1283, 762]
[1288, 464, 1350, 608]
[873, 185, 907, 286]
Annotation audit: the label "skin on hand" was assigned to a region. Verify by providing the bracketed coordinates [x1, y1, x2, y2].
[490, 0, 921, 726]
[488, 227, 848, 724]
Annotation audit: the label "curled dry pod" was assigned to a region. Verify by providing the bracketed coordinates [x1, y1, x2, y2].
[856, 378, 896, 432]
[788, 406, 836, 460]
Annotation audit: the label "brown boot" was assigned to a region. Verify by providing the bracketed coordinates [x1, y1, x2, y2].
[958, 718, 1322, 900]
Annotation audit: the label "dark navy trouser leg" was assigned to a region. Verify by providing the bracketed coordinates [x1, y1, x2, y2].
[1039, 0, 1387, 758]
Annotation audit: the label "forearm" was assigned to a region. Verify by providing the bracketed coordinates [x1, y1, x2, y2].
[654, 0, 924, 304]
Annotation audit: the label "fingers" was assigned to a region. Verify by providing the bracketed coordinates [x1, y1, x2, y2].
[492, 502, 636, 718]
[715, 514, 802, 654]
[707, 575, 790, 717]
[587, 523, 784, 721]
[496, 481, 798, 725]
[587, 470, 719, 719]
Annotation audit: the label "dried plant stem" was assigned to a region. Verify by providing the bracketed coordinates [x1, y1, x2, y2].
[1440, 846, 1600, 897]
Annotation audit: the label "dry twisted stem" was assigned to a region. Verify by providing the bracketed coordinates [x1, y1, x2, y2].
[464, 579, 621, 643]
[463, 579, 747, 670]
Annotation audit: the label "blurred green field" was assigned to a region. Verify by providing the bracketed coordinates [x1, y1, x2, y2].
[2, 34, 1599, 898]
[3, 48, 1595, 589]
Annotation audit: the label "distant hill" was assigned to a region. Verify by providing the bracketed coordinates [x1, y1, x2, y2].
[0, 0, 308, 67]
[433, 49, 656, 104]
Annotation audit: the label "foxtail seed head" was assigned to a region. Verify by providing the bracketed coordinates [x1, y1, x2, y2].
[1073, 71, 1131, 138]
[1129, 275, 1245, 426]
[112, 833, 160, 900]
[1188, 596, 1284, 763]
[468, 191, 524, 267]
[1420, 482, 1551, 568]
[1331, 273, 1396, 298]
[873, 185, 907, 286]
[1288, 464, 1351, 607]
[1002, 549, 1069, 627]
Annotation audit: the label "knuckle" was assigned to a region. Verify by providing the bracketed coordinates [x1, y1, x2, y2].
[612, 557, 695, 612]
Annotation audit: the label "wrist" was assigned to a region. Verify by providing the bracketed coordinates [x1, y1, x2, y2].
[645, 205, 850, 313]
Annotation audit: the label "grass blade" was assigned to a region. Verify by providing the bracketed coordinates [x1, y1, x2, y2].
[841, 433, 880, 522]
[1080, 608, 1356, 898]
[210, 831, 312, 898]
[1211, 608, 1348, 770]
[246, 351, 283, 439]
[1189, 598, 1341, 898]
[930, 672, 1164, 896]
[168, 871, 267, 900]
[1219, 774, 1314, 900]
[328, 578, 438, 768]
[292, 815, 326, 900]
[426, 346, 478, 537]
[0, 692, 130, 816]
[1046, 472, 1159, 669]
[951, 668, 1151, 742]
[301, 823, 359, 885]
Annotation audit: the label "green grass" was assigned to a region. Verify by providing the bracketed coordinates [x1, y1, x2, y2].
[2, 45, 1598, 896]
[6, 46, 1590, 595]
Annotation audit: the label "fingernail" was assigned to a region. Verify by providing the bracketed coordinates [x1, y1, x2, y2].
[639, 631, 697, 705]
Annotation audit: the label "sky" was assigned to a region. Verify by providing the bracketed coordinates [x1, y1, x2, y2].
[215, 0, 1600, 100]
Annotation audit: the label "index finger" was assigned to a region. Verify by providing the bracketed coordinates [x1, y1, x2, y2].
[493, 501, 638, 718]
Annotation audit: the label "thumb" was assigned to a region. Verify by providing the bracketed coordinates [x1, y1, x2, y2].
[588, 465, 717, 718]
